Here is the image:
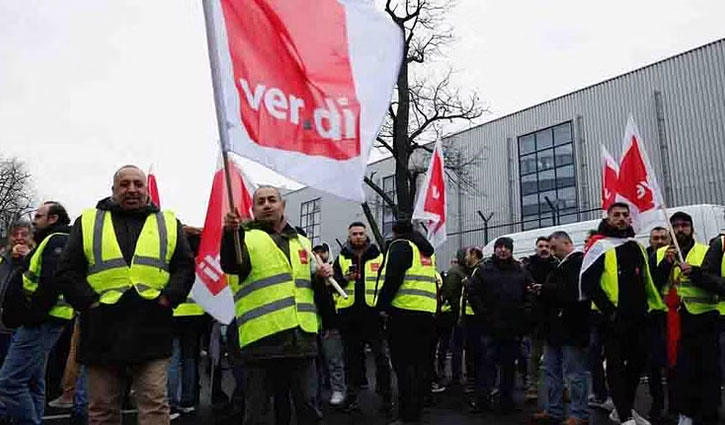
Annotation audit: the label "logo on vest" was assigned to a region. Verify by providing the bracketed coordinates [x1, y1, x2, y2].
[299, 250, 309, 265]
[370, 263, 380, 272]
[421, 256, 432, 266]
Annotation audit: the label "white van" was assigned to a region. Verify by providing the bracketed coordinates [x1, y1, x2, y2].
[481, 204, 725, 260]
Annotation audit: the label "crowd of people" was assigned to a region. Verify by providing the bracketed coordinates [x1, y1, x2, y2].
[0, 164, 724, 425]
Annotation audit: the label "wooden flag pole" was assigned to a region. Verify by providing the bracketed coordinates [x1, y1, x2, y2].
[309, 250, 348, 299]
[659, 204, 686, 264]
[203, 0, 243, 265]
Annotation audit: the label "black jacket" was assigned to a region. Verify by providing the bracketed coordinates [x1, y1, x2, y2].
[0, 253, 25, 331]
[375, 230, 435, 315]
[332, 240, 382, 319]
[523, 254, 558, 335]
[55, 198, 195, 365]
[700, 235, 725, 297]
[581, 220, 650, 323]
[220, 221, 333, 363]
[539, 251, 589, 347]
[440, 249, 468, 318]
[467, 256, 534, 339]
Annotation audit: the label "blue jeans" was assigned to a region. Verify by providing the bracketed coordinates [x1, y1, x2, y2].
[167, 336, 199, 408]
[544, 344, 589, 421]
[73, 366, 88, 417]
[0, 321, 66, 425]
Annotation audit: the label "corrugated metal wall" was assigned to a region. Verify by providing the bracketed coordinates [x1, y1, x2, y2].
[285, 39, 725, 267]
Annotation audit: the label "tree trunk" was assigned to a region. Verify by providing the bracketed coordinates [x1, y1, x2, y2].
[394, 57, 412, 218]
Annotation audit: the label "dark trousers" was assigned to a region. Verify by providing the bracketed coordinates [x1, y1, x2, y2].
[463, 319, 479, 388]
[243, 357, 321, 425]
[388, 312, 434, 422]
[435, 312, 463, 382]
[674, 310, 721, 424]
[339, 312, 391, 401]
[646, 312, 667, 413]
[588, 318, 608, 400]
[605, 319, 648, 422]
[481, 336, 518, 408]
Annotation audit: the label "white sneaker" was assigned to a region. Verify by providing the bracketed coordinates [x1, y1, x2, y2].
[601, 397, 615, 412]
[621, 420, 636, 425]
[610, 409, 621, 424]
[677, 415, 694, 425]
[631, 409, 651, 425]
[329, 391, 345, 406]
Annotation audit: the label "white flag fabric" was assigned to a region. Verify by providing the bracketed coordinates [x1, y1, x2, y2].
[616, 115, 665, 232]
[208, 0, 403, 202]
[601, 144, 619, 216]
[578, 237, 636, 300]
[413, 139, 447, 248]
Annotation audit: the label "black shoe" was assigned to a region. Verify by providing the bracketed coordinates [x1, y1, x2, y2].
[498, 400, 520, 415]
[70, 413, 89, 425]
[343, 400, 361, 413]
[468, 398, 491, 414]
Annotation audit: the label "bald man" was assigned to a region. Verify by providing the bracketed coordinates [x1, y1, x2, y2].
[57, 165, 195, 425]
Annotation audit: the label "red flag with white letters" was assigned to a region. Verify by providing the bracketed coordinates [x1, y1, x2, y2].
[601, 145, 618, 215]
[208, 0, 402, 201]
[615, 115, 664, 231]
[413, 139, 447, 248]
[191, 158, 256, 324]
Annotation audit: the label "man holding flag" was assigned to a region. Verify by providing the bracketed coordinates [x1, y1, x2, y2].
[220, 186, 335, 425]
[580, 203, 666, 425]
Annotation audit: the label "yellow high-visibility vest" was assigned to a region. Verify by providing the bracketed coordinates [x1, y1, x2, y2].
[229, 229, 318, 348]
[81, 209, 178, 304]
[378, 240, 437, 314]
[22, 232, 74, 320]
[335, 253, 384, 309]
[173, 296, 205, 317]
[593, 243, 666, 312]
[656, 243, 716, 314]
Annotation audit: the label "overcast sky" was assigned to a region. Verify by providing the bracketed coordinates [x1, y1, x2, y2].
[1, 0, 724, 226]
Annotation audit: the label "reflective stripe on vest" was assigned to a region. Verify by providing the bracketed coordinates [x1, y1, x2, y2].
[173, 297, 205, 317]
[336, 254, 383, 309]
[384, 240, 437, 313]
[81, 209, 177, 304]
[596, 243, 666, 313]
[22, 233, 74, 320]
[230, 229, 318, 348]
[656, 243, 716, 314]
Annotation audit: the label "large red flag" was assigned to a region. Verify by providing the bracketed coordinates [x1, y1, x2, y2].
[147, 172, 161, 207]
[207, 0, 402, 201]
[600, 144, 618, 215]
[615, 115, 664, 232]
[191, 158, 256, 323]
[413, 139, 447, 248]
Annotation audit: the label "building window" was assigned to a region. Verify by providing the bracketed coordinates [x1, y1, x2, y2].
[518, 121, 577, 230]
[382, 175, 396, 236]
[299, 198, 321, 246]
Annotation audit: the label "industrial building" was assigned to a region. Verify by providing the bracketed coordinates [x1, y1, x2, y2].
[284, 38, 725, 267]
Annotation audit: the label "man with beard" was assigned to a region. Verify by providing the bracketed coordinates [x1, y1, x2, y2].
[56, 165, 196, 425]
[221, 186, 334, 425]
[332, 222, 391, 413]
[521, 236, 558, 402]
[581, 203, 665, 425]
[655, 212, 718, 425]
[376, 220, 437, 425]
[0, 202, 73, 425]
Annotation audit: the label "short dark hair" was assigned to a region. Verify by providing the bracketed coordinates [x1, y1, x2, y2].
[44, 201, 70, 226]
[548, 231, 572, 243]
[348, 221, 366, 229]
[650, 226, 667, 234]
[670, 211, 693, 226]
[392, 219, 413, 235]
[535, 236, 549, 245]
[468, 246, 483, 260]
[312, 243, 329, 253]
[607, 202, 630, 213]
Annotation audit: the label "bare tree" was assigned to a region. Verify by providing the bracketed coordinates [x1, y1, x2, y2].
[361, 0, 485, 247]
[0, 157, 35, 238]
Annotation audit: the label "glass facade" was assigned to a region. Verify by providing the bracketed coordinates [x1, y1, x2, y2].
[518, 122, 578, 230]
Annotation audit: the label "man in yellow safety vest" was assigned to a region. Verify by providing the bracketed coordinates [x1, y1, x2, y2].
[220, 186, 334, 425]
[56, 165, 196, 425]
[0, 201, 72, 425]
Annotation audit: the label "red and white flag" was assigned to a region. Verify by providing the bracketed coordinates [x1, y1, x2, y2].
[191, 158, 256, 323]
[147, 169, 161, 208]
[413, 139, 447, 248]
[615, 115, 664, 231]
[600, 145, 618, 215]
[208, 0, 402, 202]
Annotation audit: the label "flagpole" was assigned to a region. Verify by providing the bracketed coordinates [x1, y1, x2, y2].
[659, 204, 685, 264]
[202, 0, 243, 265]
